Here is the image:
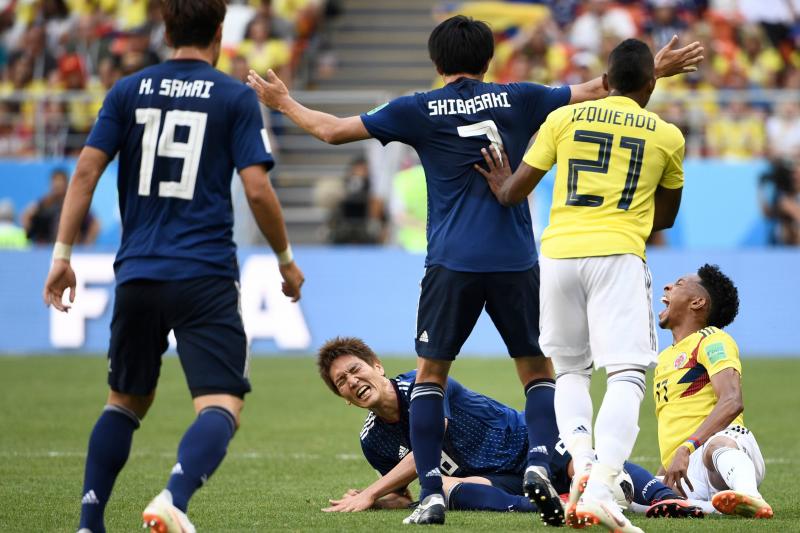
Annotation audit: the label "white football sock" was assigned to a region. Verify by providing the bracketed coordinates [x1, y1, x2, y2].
[554, 371, 594, 473]
[712, 447, 761, 497]
[585, 368, 645, 501]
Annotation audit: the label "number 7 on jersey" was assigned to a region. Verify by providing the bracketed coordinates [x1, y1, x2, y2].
[458, 120, 504, 163]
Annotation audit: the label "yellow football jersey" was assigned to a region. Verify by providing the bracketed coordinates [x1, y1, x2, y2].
[653, 327, 744, 468]
[523, 96, 685, 260]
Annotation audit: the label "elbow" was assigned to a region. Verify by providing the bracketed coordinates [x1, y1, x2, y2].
[319, 125, 345, 145]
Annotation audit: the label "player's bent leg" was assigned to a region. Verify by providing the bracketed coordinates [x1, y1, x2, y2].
[445, 479, 535, 513]
[623, 461, 704, 519]
[704, 435, 773, 518]
[79, 392, 148, 533]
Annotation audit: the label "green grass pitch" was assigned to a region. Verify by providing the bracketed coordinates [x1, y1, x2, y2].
[0, 356, 797, 532]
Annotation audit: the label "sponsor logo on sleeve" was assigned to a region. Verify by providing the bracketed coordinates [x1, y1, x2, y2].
[705, 342, 727, 364]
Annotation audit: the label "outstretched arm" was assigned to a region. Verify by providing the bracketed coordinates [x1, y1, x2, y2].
[247, 69, 371, 145]
[474, 146, 548, 206]
[323, 451, 418, 512]
[569, 36, 704, 104]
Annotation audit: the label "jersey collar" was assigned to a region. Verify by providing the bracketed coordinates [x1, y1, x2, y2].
[605, 95, 643, 108]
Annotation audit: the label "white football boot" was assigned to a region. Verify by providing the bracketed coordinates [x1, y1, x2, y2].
[142, 490, 196, 533]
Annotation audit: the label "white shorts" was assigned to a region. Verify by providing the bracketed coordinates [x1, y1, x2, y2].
[682, 425, 766, 500]
[539, 254, 657, 372]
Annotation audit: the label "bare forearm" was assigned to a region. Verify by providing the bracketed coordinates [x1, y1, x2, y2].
[651, 211, 677, 232]
[497, 165, 546, 206]
[364, 453, 418, 501]
[685, 396, 743, 446]
[652, 186, 682, 231]
[278, 98, 365, 145]
[246, 184, 290, 254]
[569, 77, 607, 104]
[56, 170, 102, 245]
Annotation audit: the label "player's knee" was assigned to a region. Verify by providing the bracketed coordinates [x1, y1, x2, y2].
[515, 355, 554, 384]
[193, 393, 243, 429]
[107, 389, 155, 419]
[555, 362, 592, 382]
[415, 357, 451, 386]
[605, 365, 647, 399]
[703, 437, 737, 470]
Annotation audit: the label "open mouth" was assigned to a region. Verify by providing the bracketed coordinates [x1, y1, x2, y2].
[356, 385, 370, 400]
[658, 296, 670, 320]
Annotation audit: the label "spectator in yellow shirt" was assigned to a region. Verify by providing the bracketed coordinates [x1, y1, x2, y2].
[238, 15, 291, 82]
[705, 101, 766, 158]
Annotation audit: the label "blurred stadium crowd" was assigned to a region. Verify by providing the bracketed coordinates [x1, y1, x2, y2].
[0, 0, 799, 248]
[0, 0, 334, 156]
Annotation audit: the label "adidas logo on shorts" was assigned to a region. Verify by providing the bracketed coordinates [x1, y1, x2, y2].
[419, 331, 429, 343]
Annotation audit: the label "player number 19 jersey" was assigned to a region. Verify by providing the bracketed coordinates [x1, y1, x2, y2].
[86, 59, 274, 283]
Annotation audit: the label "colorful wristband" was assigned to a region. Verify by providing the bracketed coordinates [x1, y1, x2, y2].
[53, 242, 72, 262]
[683, 435, 702, 454]
[277, 245, 293, 266]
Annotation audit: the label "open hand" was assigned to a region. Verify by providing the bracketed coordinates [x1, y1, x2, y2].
[473, 145, 511, 199]
[42, 259, 76, 313]
[662, 446, 694, 498]
[322, 488, 375, 512]
[246, 69, 290, 110]
[654, 35, 704, 78]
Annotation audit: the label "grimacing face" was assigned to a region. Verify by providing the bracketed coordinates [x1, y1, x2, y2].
[328, 354, 387, 409]
[658, 273, 707, 329]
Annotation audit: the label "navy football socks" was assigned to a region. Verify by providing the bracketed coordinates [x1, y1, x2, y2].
[449, 482, 536, 512]
[166, 406, 236, 512]
[79, 405, 140, 533]
[524, 378, 558, 474]
[409, 381, 446, 501]
[624, 461, 677, 505]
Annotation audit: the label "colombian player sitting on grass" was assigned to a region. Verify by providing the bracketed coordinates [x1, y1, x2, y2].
[655, 264, 773, 519]
[316, 337, 704, 520]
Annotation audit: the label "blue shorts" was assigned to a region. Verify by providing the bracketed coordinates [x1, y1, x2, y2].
[415, 265, 543, 360]
[107, 276, 250, 398]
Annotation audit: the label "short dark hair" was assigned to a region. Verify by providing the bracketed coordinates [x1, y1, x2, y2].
[428, 15, 494, 76]
[161, 0, 226, 49]
[607, 38, 654, 94]
[317, 336, 380, 395]
[697, 264, 739, 328]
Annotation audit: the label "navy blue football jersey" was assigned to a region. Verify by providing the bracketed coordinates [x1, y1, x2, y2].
[360, 371, 529, 478]
[86, 59, 274, 283]
[360, 79, 570, 272]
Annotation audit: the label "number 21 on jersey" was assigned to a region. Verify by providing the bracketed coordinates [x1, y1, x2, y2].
[136, 108, 208, 201]
[567, 129, 645, 210]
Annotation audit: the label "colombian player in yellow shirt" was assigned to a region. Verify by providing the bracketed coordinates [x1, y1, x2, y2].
[655, 264, 772, 519]
[476, 39, 685, 533]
